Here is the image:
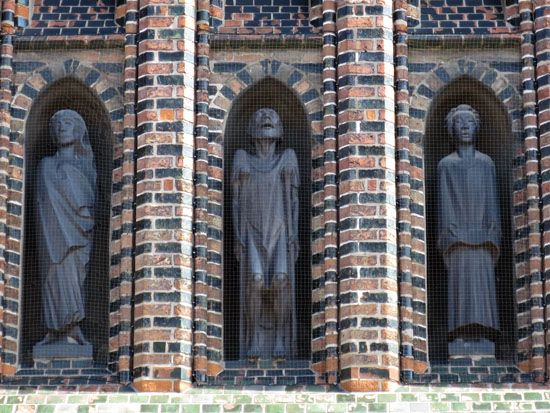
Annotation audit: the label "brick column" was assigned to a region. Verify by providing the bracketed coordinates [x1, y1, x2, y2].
[336, 0, 399, 391]
[534, 0, 550, 381]
[0, 0, 14, 378]
[133, 0, 196, 391]
[516, 0, 544, 381]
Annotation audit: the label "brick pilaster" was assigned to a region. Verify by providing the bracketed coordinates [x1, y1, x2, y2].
[534, 0, 550, 382]
[0, 0, 14, 377]
[517, 0, 544, 381]
[133, 0, 196, 392]
[336, 0, 398, 391]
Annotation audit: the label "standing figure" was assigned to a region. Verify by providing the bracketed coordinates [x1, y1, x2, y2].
[232, 108, 300, 360]
[35, 109, 96, 348]
[438, 104, 501, 356]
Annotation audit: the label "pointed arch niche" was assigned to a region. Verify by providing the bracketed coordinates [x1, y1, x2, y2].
[21, 77, 113, 366]
[424, 77, 517, 363]
[223, 77, 312, 361]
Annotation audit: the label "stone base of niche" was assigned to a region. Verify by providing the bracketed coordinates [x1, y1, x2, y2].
[206, 359, 316, 385]
[410, 356, 532, 384]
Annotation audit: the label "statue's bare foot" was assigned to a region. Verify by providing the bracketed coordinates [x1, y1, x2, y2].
[69, 326, 91, 346]
[36, 333, 56, 346]
[273, 339, 285, 360]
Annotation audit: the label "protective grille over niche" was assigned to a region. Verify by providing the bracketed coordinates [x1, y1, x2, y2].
[21, 77, 112, 367]
[424, 76, 518, 364]
[222, 77, 313, 361]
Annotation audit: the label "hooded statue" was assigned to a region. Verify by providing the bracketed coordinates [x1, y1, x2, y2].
[35, 109, 96, 348]
[232, 108, 299, 360]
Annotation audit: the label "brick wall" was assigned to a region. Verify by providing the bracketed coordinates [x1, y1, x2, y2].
[216, 0, 319, 35]
[413, 0, 508, 34]
[21, 0, 122, 36]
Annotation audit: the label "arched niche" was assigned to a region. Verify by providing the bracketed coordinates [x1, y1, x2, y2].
[223, 77, 311, 361]
[21, 77, 113, 366]
[424, 76, 516, 364]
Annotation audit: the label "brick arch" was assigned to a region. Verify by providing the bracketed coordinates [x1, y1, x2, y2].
[401, 58, 530, 381]
[410, 59, 522, 143]
[11, 60, 123, 129]
[2, 60, 125, 374]
[209, 61, 323, 141]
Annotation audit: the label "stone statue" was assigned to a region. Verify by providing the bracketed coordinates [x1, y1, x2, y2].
[232, 108, 299, 360]
[34, 109, 96, 352]
[437, 104, 501, 356]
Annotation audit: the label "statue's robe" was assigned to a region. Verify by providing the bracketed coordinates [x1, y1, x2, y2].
[37, 154, 96, 331]
[232, 148, 299, 359]
[438, 150, 500, 338]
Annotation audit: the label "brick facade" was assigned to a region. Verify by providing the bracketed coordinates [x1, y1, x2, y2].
[0, 0, 548, 394]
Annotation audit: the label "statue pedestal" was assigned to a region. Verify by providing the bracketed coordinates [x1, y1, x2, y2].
[449, 338, 495, 357]
[33, 343, 93, 370]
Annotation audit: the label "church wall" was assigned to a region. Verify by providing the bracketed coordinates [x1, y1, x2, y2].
[0, 46, 127, 386]
[0, 0, 547, 397]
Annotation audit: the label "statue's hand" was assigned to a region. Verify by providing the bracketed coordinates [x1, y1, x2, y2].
[234, 242, 244, 261]
[290, 238, 299, 260]
[79, 207, 92, 218]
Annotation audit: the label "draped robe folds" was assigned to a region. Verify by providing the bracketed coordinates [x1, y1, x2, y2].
[437, 150, 501, 337]
[37, 155, 96, 331]
[232, 148, 299, 359]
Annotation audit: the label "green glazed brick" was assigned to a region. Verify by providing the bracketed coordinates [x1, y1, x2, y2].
[6, 397, 23, 404]
[286, 404, 304, 413]
[524, 393, 543, 401]
[161, 404, 180, 413]
[377, 394, 396, 403]
[336, 395, 355, 403]
[232, 396, 252, 404]
[141, 404, 159, 413]
[493, 402, 512, 411]
[92, 396, 108, 404]
[400, 394, 417, 402]
[327, 403, 347, 413]
[355, 396, 376, 404]
[534, 401, 550, 409]
[151, 396, 170, 404]
[460, 394, 480, 402]
[77, 406, 89, 413]
[203, 405, 220, 413]
[471, 402, 491, 411]
[503, 393, 522, 401]
[431, 402, 450, 412]
[182, 405, 200, 413]
[425, 394, 439, 402]
[306, 404, 324, 413]
[68, 396, 85, 404]
[451, 402, 467, 411]
[243, 405, 262, 413]
[37, 406, 55, 413]
[0, 406, 12, 413]
[366, 403, 386, 412]
[109, 395, 129, 403]
[349, 404, 367, 413]
[481, 393, 500, 402]
[442, 394, 460, 402]
[131, 396, 152, 404]
[267, 405, 284, 413]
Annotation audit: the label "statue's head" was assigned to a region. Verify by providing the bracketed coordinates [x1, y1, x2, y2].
[50, 109, 92, 157]
[248, 108, 283, 140]
[445, 104, 480, 145]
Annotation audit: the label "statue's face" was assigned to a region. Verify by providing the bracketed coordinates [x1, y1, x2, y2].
[452, 111, 478, 144]
[250, 108, 282, 140]
[54, 115, 77, 146]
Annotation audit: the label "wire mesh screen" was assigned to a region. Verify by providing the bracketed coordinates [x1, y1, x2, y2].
[222, 76, 313, 361]
[21, 77, 112, 366]
[424, 76, 517, 364]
